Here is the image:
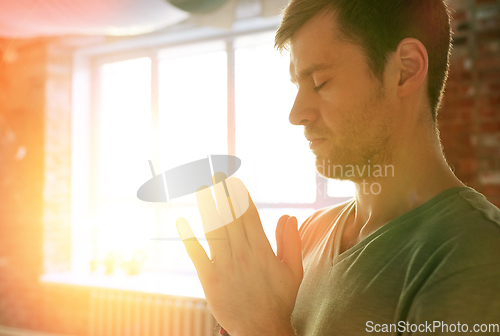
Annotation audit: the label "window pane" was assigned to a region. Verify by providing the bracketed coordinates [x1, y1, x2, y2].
[158, 44, 228, 176]
[156, 43, 228, 273]
[99, 57, 152, 199]
[156, 204, 205, 274]
[96, 57, 155, 272]
[234, 33, 316, 204]
[327, 179, 356, 198]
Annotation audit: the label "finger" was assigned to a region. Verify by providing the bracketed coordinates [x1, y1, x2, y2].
[226, 177, 273, 254]
[176, 217, 212, 276]
[283, 216, 303, 281]
[196, 185, 231, 261]
[276, 215, 290, 261]
[212, 172, 249, 254]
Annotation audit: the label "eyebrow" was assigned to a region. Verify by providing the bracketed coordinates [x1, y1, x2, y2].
[290, 63, 336, 84]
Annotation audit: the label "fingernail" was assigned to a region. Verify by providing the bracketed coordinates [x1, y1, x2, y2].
[176, 217, 195, 240]
[212, 171, 228, 189]
[213, 181, 234, 224]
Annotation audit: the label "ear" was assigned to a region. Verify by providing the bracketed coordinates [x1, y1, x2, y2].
[396, 38, 428, 98]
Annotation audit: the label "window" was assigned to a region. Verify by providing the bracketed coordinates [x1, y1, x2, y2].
[74, 28, 354, 287]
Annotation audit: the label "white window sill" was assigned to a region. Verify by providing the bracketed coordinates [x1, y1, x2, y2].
[40, 272, 205, 299]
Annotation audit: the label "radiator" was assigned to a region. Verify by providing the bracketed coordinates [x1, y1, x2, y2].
[89, 290, 217, 336]
[0, 325, 75, 336]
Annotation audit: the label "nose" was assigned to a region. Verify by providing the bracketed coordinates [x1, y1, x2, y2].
[289, 89, 318, 126]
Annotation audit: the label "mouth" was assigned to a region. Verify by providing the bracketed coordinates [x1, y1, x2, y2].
[308, 138, 326, 149]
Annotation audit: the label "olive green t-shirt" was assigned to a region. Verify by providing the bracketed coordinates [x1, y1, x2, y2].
[292, 187, 500, 335]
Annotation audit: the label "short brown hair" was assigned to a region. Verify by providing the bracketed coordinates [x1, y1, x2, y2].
[275, 0, 453, 122]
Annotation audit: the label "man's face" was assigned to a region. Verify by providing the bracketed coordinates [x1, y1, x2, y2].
[289, 11, 397, 181]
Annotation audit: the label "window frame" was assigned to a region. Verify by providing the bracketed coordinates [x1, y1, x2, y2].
[71, 17, 352, 274]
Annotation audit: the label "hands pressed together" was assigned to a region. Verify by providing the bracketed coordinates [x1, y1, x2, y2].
[176, 176, 303, 336]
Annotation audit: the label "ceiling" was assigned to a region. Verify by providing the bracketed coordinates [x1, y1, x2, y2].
[0, 0, 288, 38]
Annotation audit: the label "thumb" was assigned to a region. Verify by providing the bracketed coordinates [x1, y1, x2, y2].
[282, 216, 303, 281]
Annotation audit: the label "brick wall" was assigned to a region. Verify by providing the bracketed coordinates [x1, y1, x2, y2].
[0, 37, 90, 335]
[43, 40, 73, 275]
[0, 38, 47, 331]
[440, 0, 500, 207]
[0, 0, 498, 334]
[42, 39, 91, 335]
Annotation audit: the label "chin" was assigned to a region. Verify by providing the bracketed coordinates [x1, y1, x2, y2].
[313, 143, 365, 181]
[314, 155, 349, 180]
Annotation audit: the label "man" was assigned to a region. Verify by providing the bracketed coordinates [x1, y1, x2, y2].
[176, 0, 500, 335]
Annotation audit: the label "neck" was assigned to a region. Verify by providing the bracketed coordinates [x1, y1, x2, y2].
[349, 123, 465, 240]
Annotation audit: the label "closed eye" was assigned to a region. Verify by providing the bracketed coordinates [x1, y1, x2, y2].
[314, 82, 327, 92]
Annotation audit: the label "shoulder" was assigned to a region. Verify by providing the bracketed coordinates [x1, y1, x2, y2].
[419, 187, 500, 248]
[456, 187, 500, 225]
[410, 187, 500, 280]
[403, 188, 500, 324]
[453, 188, 500, 253]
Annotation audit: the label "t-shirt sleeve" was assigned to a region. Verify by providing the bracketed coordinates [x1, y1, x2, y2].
[403, 262, 500, 335]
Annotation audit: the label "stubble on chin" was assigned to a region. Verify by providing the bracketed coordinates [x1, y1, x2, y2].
[313, 145, 355, 181]
[313, 137, 393, 182]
